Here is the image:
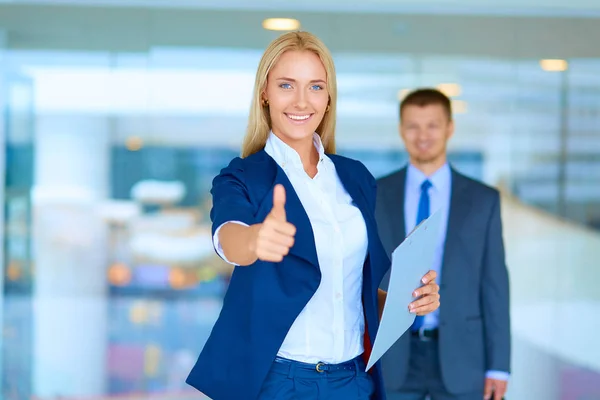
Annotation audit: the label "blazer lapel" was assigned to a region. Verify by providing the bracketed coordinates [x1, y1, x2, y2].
[386, 168, 407, 246]
[440, 169, 472, 288]
[329, 156, 377, 255]
[249, 151, 319, 269]
[275, 166, 319, 269]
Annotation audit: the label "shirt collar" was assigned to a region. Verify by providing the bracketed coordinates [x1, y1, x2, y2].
[406, 162, 451, 193]
[264, 131, 325, 169]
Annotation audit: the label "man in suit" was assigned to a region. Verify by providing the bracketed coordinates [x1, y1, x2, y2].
[375, 88, 510, 400]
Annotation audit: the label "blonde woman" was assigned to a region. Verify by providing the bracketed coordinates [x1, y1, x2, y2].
[186, 31, 440, 400]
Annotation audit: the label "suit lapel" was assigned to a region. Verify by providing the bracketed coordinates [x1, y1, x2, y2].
[387, 168, 407, 245]
[330, 158, 366, 213]
[329, 156, 375, 252]
[275, 166, 320, 268]
[440, 169, 472, 288]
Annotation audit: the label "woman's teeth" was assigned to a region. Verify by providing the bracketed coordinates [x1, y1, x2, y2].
[286, 114, 311, 121]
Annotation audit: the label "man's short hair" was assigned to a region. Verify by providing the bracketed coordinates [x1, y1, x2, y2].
[400, 88, 452, 121]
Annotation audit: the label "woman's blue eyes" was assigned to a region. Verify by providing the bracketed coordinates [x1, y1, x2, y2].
[279, 83, 324, 90]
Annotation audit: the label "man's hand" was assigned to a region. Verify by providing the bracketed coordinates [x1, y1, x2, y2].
[484, 378, 507, 400]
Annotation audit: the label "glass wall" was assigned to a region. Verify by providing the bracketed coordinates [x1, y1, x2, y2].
[1, 5, 599, 400]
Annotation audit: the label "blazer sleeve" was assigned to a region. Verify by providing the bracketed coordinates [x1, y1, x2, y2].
[210, 157, 257, 237]
[481, 192, 511, 373]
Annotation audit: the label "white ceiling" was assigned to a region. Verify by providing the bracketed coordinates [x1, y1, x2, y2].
[1, 2, 600, 59]
[3, 0, 600, 17]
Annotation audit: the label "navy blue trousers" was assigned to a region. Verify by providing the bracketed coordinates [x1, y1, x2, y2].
[258, 355, 375, 399]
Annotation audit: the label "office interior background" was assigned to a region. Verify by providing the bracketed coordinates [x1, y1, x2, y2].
[1, 0, 599, 399]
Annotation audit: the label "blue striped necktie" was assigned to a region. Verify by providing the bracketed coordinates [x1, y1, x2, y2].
[410, 179, 432, 332]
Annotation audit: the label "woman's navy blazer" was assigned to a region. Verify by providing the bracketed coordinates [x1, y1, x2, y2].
[186, 149, 391, 400]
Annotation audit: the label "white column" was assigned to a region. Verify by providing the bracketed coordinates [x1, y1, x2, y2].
[32, 114, 110, 397]
[0, 29, 7, 396]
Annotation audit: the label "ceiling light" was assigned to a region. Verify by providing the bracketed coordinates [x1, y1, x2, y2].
[397, 89, 410, 101]
[452, 100, 468, 114]
[262, 18, 301, 31]
[437, 83, 461, 97]
[540, 59, 568, 72]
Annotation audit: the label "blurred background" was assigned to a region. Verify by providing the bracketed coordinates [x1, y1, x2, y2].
[0, 1, 599, 399]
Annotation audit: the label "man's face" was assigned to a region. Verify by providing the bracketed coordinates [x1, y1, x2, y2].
[400, 104, 454, 167]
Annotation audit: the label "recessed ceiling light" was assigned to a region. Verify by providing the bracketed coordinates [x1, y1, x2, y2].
[452, 100, 468, 114]
[540, 59, 568, 72]
[262, 18, 301, 31]
[437, 83, 461, 97]
[397, 89, 410, 101]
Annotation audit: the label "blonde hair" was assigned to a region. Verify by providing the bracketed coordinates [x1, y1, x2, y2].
[241, 31, 337, 158]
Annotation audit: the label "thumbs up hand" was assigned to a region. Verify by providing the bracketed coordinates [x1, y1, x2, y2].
[270, 183, 287, 222]
[250, 184, 297, 262]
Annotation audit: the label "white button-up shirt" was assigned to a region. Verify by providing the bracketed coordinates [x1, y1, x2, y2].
[213, 132, 368, 364]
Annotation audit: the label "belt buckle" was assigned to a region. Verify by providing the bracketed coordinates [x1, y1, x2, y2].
[315, 362, 325, 373]
[418, 326, 431, 342]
